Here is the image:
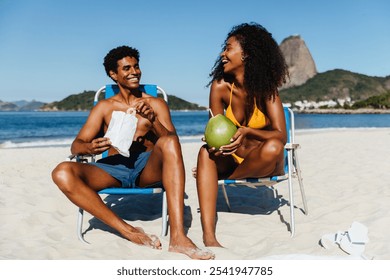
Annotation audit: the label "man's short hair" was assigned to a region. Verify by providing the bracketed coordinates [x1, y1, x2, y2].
[103, 46, 140, 77]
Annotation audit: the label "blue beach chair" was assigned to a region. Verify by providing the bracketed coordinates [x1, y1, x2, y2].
[218, 107, 308, 237]
[72, 84, 169, 244]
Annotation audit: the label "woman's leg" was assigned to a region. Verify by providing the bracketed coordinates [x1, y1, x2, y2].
[195, 138, 284, 247]
[229, 138, 285, 179]
[195, 145, 236, 247]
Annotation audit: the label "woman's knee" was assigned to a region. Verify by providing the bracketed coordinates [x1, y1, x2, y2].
[198, 145, 209, 161]
[262, 139, 284, 158]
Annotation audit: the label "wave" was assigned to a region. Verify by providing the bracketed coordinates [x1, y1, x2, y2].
[0, 135, 204, 149]
[0, 138, 74, 149]
[2, 127, 389, 149]
[178, 134, 203, 143]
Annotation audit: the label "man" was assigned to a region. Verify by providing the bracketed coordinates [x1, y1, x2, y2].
[52, 46, 214, 260]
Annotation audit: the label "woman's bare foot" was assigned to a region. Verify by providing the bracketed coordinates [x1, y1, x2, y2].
[169, 236, 215, 260]
[203, 234, 223, 248]
[121, 227, 162, 249]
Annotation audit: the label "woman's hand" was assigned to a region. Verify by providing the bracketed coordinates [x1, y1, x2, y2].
[218, 127, 247, 156]
[201, 136, 223, 155]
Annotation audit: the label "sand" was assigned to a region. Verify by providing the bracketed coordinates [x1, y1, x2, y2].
[1, 128, 390, 260]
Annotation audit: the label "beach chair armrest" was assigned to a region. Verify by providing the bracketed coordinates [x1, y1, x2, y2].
[66, 154, 96, 163]
[285, 143, 300, 150]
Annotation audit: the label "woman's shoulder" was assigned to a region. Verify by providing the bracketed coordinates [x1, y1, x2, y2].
[210, 79, 232, 97]
[210, 79, 230, 89]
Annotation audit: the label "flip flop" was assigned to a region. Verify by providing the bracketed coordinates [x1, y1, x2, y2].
[320, 222, 369, 257]
[320, 231, 344, 249]
[338, 222, 369, 256]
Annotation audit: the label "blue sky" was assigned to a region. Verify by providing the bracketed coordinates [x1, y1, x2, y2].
[0, 0, 389, 106]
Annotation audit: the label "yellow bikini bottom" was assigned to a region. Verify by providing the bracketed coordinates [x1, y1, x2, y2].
[232, 153, 244, 164]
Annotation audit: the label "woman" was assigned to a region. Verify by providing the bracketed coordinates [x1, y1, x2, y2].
[195, 22, 289, 247]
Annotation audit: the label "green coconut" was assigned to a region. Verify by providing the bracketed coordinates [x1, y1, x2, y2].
[204, 114, 237, 149]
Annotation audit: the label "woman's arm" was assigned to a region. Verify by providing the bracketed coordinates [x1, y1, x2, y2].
[239, 94, 287, 143]
[220, 93, 287, 154]
[209, 80, 227, 117]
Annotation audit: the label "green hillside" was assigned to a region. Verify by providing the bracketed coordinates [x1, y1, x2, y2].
[352, 91, 390, 109]
[41, 90, 97, 111]
[41, 90, 206, 111]
[280, 69, 390, 103]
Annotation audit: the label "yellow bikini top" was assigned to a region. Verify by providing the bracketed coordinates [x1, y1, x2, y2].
[225, 83, 267, 129]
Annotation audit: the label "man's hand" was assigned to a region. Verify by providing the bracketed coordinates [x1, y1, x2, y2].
[134, 101, 155, 123]
[89, 137, 111, 154]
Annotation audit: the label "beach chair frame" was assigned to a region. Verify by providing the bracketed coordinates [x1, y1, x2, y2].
[218, 107, 308, 237]
[73, 84, 169, 244]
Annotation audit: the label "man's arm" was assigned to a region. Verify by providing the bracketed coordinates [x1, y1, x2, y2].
[135, 97, 176, 137]
[71, 101, 111, 155]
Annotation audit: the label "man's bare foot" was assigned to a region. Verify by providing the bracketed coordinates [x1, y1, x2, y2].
[169, 236, 215, 260]
[122, 227, 162, 249]
[191, 167, 197, 178]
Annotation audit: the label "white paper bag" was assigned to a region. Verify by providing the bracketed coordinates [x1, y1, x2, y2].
[104, 108, 138, 157]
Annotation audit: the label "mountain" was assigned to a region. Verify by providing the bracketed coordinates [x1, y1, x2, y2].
[0, 100, 46, 111]
[279, 69, 390, 104]
[278, 35, 390, 110]
[40, 90, 97, 111]
[279, 35, 317, 89]
[161, 94, 207, 110]
[0, 100, 19, 111]
[40, 90, 207, 111]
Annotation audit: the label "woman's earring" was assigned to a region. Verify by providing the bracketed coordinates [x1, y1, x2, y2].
[241, 56, 245, 61]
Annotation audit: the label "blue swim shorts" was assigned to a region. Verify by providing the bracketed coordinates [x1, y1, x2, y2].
[90, 151, 152, 188]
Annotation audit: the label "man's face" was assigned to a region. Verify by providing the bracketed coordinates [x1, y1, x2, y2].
[110, 56, 142, 89]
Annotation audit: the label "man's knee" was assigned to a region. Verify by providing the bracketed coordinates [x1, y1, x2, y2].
[155, 134, 180, 151]
[51, 162, 74, 191]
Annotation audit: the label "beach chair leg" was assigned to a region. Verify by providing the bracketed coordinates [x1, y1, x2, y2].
[221, 184, 232, 212]
[294, 151, 308, 215]
[287, 151, 295, 238]
[77, 208, 89, 244]
[161, 191, 168, 236]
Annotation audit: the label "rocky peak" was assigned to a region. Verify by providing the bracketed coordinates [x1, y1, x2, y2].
[279, 35, 317, 89]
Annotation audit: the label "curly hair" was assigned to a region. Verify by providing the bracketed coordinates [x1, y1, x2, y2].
[103, 46, 140, 78]
[209, 22, 288, 115]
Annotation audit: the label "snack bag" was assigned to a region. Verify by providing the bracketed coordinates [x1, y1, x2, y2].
[104, 108, 138, 157]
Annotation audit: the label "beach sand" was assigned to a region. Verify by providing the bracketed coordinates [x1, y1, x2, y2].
[1, 128, 390, 260]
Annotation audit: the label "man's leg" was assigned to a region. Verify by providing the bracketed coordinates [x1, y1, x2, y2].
[51, 161, 161, 248]
[139, 135, 215, 259]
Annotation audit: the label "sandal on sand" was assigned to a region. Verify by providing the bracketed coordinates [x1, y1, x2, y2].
[320, 222, 369, 257]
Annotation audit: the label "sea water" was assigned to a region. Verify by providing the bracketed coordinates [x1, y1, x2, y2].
[1, 111, 390, 148]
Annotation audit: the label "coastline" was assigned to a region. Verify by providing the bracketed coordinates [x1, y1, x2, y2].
[296, 108, 390, 114]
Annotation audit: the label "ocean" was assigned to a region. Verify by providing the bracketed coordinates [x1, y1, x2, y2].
[1, 111, 390, 148]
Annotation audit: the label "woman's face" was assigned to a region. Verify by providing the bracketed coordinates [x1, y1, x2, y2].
[220, 36, 245, 75]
